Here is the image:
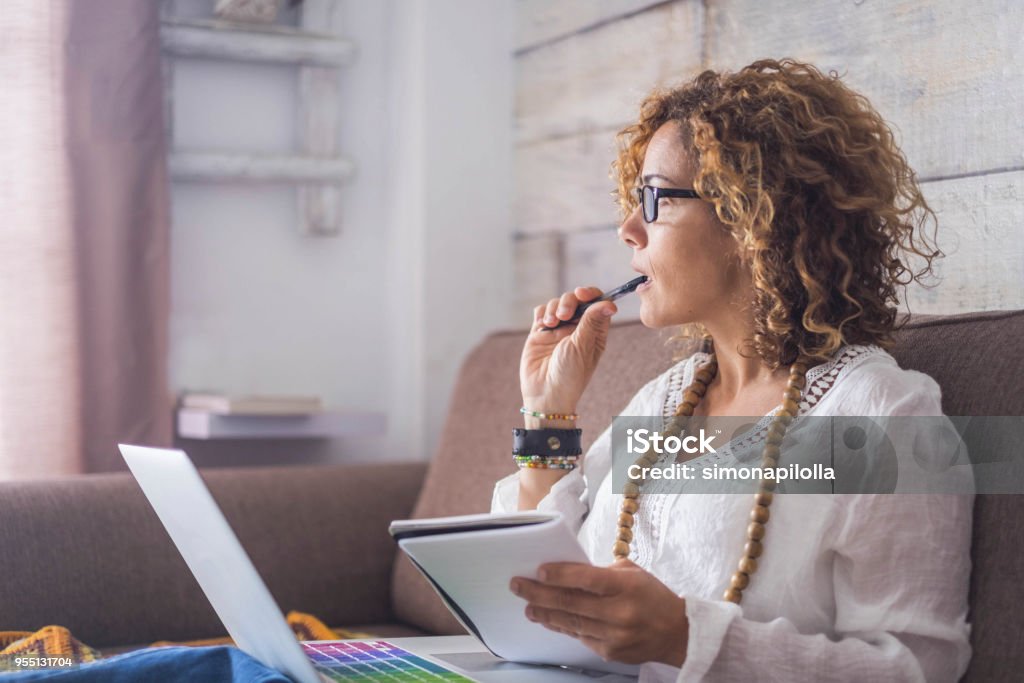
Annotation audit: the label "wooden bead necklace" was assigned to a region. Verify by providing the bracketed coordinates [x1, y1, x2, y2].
[614, 340, 811, 605]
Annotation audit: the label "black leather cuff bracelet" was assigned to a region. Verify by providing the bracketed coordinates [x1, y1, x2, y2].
[512, 428, 583, 457]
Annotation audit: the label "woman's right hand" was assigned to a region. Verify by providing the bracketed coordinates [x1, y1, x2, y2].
[520, 286, 618, 415]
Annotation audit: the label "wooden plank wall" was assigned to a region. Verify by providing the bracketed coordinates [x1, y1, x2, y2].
[512, 0, 1023, 324]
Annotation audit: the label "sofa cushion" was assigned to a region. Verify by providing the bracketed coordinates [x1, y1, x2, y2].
[0, 462, 426, 648]
[392, 311, 1024, 683]
[888, 310, 1024, 416]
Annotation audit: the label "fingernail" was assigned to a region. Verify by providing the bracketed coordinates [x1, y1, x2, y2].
[525, 606, 536, 621]
[602, 307, 614, 317]
[538, 568, 548, 582]
[510, 579, 521, 595]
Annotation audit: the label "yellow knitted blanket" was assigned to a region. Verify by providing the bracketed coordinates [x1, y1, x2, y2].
[0, 612, 371, 670]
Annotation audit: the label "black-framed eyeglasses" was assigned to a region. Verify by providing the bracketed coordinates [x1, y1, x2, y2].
[635, 185, 700, 223]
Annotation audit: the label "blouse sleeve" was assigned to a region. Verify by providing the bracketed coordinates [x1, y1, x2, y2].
[672, 493, 972, 682]
[490, 465, 589, 531]
[490, 371, 671, 536]
[663, 365, 973, 683]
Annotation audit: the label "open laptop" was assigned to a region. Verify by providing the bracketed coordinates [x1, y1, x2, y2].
[119, 445, 636, 683]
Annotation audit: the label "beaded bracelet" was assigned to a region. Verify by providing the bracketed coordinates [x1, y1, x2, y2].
[516, 461, 577, 470]
[514, 454, 579, 464]
[514, 454, 579, 470]
[520, 407, 579, 421]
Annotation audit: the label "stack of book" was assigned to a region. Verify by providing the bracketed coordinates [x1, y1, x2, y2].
[180, 393, 323, 416]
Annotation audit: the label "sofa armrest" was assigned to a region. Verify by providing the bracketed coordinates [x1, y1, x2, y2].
[0, 461, 427, 648]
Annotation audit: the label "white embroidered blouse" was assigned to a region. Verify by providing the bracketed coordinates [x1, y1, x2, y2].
[491, 344, 973, 682]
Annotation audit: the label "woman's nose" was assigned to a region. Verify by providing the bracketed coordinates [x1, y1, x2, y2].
[618, 207, 647, 249]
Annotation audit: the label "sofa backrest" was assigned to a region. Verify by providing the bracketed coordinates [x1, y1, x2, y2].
[889, 311, 1024, 682]
[390, 322, 681, 633]
[0, 462, 425, 648]
[391, 310, 1024, 681]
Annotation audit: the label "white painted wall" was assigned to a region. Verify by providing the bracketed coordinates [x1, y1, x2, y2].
[385, 0, 516, 460]
[513, 0, 1024, 317]
[168, 0, 515, 465]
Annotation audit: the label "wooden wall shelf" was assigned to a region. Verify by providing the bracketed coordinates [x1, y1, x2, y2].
[177, 409, 387, 440]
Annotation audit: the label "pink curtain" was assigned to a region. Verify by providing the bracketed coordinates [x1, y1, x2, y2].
[0, 0, 171, 479]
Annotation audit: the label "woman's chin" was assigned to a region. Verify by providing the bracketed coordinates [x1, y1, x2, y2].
[639, 307, 670, 329]
[640, 304, 696, 330]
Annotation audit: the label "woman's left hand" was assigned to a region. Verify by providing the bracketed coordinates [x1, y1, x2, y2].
[509, 559, 688, 667]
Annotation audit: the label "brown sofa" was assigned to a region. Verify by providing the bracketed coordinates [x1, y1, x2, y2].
[1, 311, 1021, 680]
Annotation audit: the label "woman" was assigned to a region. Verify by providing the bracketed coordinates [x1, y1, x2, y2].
[492, 59, 972, 682]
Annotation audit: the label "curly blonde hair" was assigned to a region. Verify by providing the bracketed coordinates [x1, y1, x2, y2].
[613, 58, 941, 368]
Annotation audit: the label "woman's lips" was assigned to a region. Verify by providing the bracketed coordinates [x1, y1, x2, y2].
[637, 277, 653, 292]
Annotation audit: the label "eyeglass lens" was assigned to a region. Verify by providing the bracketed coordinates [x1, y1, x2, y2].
[637, 186, 656, 223]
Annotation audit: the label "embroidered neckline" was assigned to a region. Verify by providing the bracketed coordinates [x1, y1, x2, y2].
[658, 344, 886, 445]
[632, 344, 887, 568]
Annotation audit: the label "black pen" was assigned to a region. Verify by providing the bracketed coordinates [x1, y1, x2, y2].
[541, 275, 649, 332]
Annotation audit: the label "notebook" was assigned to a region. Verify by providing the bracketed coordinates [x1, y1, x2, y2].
[390, 512, 640, 677]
